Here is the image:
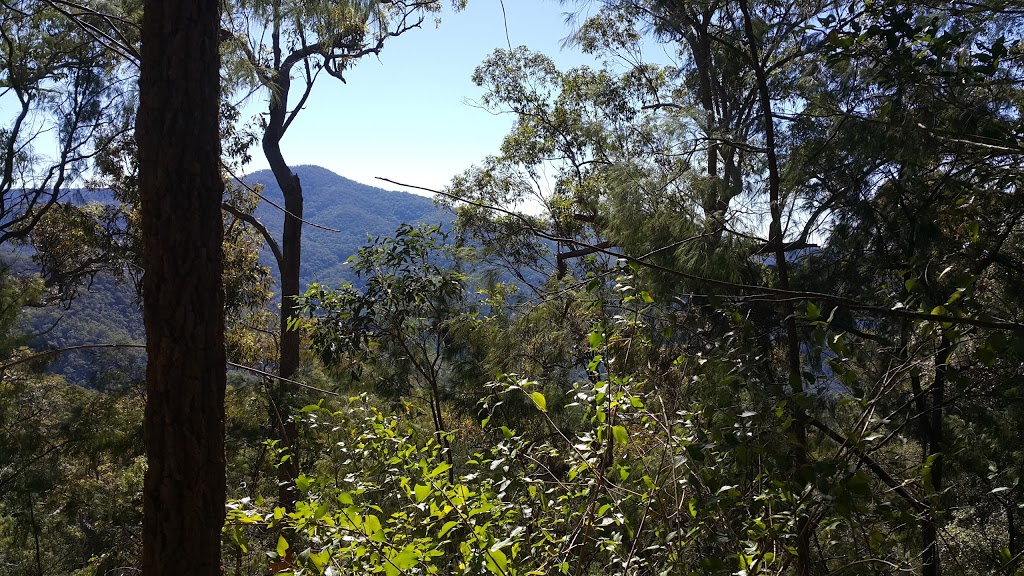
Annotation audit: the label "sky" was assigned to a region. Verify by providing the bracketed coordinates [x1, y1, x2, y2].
[238, 0, 606, 195]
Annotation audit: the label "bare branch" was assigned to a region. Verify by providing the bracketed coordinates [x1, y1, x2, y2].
[222, 202, 283, 270]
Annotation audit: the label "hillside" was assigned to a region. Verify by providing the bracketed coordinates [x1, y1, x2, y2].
[17, 166, 451, 385]
[245, 165, 451, 287]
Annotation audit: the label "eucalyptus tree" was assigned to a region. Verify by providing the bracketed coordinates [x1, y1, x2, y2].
[441, 0, 1009, 574]
[222, 0, 468, 502]
[299, 224, 474, 471]
[220, 0, 466, 381]
[219, 0, 465, 501]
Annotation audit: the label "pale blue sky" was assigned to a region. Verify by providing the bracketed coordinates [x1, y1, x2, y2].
[240, 0, 605, 194]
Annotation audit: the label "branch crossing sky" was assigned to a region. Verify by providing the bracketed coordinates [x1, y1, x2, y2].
[239, 0, 605, 195]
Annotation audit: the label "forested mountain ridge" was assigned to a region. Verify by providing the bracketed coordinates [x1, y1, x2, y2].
[10, 167, 449, 385]
[245, 165, 451, 287]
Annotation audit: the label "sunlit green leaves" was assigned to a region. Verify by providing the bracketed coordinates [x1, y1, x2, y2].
[529, 391, 547, 412]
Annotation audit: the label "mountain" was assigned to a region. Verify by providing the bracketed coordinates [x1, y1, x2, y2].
[244, 165, 451, 287]
[14, 166, 452, 385]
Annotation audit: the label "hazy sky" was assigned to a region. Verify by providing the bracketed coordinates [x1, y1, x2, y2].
[239, 0, 604, 195]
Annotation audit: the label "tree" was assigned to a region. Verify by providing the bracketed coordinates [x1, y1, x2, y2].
[441, 1, 1024, 574]
[136, 0, 225, 573]
[300, 224, 471, 469]
[772, 2, 1024, 572]
[221, 0, 466, 377]
[219, 0, 465, 503]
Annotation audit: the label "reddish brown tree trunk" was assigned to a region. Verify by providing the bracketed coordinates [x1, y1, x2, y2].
[137, 0, 226, 573]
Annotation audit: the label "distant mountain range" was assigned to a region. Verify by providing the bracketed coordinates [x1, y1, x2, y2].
[13, 166, 452, 385]
[245, 165, 451, 287]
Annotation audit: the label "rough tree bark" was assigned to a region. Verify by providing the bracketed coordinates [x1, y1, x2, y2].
[137, 0, 226, 573]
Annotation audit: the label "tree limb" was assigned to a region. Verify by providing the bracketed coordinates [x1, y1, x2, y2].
[222, 202, 283, 270]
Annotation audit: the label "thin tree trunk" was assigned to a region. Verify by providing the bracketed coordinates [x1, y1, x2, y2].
[137, 0, 225, 573]
[260, 0, 304, 503]
[922, 335, 953, 576]
[28, 490, 43, 576]
[684, 20, 727, 242]
[736, 0, 811, 572]
[263, 136, 303, 382]
[263, 112, 303, 508]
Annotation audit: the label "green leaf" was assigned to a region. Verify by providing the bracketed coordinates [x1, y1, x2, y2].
[847, 471, 872, 497]
[229, 525, 248, 552]
[414, 483, 431, 503]
[439, 520, 459, 538]
[486, 546, 509, 575]
[805, 301, 820, 320]
[530, 391, 547, 412]
[827, 30, 855, 48]
[612, 425, 628, 447]
[365, 514, 384, 542]
[276, 535, 289, 558]
[588, 330, 605, 349]
[827, 334, 849, 356]
[392, 546, 418, 571]
[430, 462, 452, 478]
[295, 474, 311, 492]
[310, 549, 329, 570]
[1000, 546, 1013, 563]
[977, 344, 996, 366]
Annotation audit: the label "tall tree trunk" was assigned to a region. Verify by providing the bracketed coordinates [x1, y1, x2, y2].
[922, 335, 952, 576]
[27, 490, 42, 576]
[262, 0, 302, 386]
[263, 136, 302, 381]
[263, 113, 302, 508]
[682, 18, 727, 243]
[259, 0, 304, 503]
[137, 0, 225, 573]
[737, 0, 811, 572]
